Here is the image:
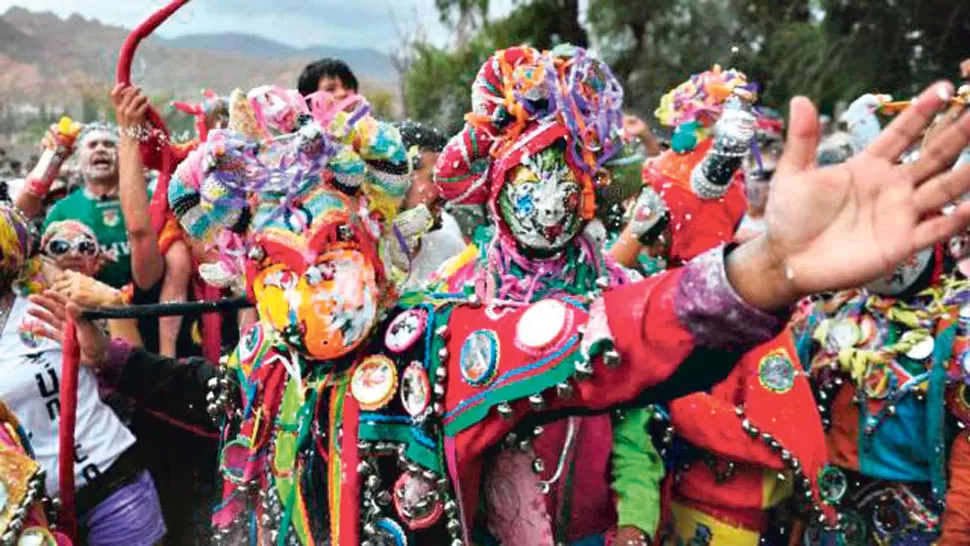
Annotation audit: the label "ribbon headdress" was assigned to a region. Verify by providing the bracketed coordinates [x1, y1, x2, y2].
[436, 45, 625, 223]
[168, 85, 411, 303]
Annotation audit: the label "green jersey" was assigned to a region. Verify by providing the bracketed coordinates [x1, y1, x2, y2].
[44, 188, 131, 289]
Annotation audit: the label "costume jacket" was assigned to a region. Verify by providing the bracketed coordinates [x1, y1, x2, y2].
[96, 246, 789, 546]
[796, 276, 970, 544]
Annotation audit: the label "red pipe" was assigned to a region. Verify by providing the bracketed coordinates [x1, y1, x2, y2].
[116, 0, 190, 238]
[57, 319, 80, 541]
[56, 1, 191, 537]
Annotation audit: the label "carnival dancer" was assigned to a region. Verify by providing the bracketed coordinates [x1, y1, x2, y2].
[793, 90, 970, 545]
[0, 400, 71, 545]
[26, 60, 970, 546]
[609, 68, 832, 546]
[0, 204, 166, 546]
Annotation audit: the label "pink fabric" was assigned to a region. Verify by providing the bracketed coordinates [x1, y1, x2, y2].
[485, 448, 554, 546]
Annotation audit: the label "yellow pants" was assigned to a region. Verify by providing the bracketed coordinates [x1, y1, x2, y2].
[665, 501, 761, 546]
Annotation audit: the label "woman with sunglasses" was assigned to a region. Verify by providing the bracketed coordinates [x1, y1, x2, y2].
[0, 205, 166, 546]
[40, 221, 114, 279]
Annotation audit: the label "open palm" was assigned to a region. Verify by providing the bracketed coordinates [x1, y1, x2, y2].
[764, 83, 970, 295]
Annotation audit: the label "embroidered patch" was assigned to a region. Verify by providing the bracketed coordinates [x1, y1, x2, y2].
[400, 362, 431, 418]
[393, 473, 443, 530]
[817, 465, 848, 505]
[351, 355, 398, 411]
[460, 330, 499, 387]
[515, 299, 569, 353]
[385, 309, 428, 354]
[101, 207, 121, 228]
[373, 517, 408, 546]
[758, 349, 796, 394]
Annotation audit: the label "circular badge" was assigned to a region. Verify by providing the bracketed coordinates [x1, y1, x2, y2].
[829, 319, 860, 350]
[460, 330, 500, 387]
[946, 383, 970, 423]
[393, 473, 443, 529]
[385, 309, 428, 354]
[373, 517, 408, 546]
[817, 465, 848, 505]
[902, 332, 935, 361]
[515, 299, 568, 351]
[400, 362, 431, 418]
[758, 350, 796, 394]
[351, 356, 398, 411]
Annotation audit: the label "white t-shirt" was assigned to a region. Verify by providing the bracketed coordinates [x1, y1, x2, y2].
[406, 212, 467, 289]
[0, 296, 134, 494]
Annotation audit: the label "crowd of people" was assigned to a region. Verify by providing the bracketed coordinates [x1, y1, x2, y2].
[2, 8, 970, 545]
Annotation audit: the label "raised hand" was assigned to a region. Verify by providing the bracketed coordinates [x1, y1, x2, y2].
[110, 83, 151, 134]
[750, 82, 970, 304]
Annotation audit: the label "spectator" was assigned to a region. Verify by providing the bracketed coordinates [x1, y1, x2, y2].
[394, 120, 467, 288]
[297, 57, 358, 99]
[17, 122, 133, 289]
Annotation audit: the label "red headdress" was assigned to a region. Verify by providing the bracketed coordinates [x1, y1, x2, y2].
[435, 45, 624, 223]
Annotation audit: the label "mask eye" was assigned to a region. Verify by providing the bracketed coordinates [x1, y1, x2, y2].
[264, 270, 297, 290]
[305, 266, 323, 286]
[305, 263, 336, 286]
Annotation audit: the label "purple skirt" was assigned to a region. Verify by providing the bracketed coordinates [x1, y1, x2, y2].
[79, 470, 166, 546]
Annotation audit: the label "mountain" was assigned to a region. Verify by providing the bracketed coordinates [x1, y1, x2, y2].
[0, 7, 397, 109]
[162, 33, 396, 83]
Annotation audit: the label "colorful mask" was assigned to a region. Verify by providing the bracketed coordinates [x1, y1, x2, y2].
[170, 86, 410, 361]
[253, 249, 378, 359]
[497, 144, 582, 252]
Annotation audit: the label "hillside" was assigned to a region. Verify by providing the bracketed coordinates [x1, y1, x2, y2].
[0, 6, 397, 107]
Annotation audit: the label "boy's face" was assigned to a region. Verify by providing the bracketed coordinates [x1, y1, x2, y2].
[317, 76, 352, 101]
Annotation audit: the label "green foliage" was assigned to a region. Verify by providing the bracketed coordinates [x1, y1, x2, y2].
[404, 40, 492, 134]
[365, 89, 397, 121]
[411, 0, 970, 133]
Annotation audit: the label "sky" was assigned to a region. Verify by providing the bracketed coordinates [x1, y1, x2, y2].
[0, 0, 515, 50]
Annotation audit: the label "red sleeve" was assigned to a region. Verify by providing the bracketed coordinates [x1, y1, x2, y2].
[570, 246, 790, 411]
[940, 431, 970, 545]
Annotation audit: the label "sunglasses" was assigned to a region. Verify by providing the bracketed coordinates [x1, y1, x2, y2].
[45, 237, 99, 257]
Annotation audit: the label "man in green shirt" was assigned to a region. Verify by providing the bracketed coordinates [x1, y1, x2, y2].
[21, 122, 132, 289]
